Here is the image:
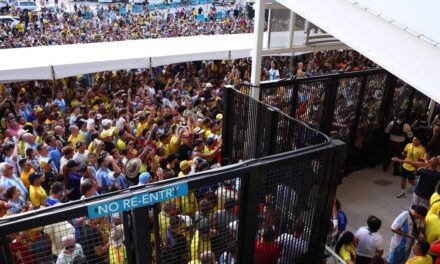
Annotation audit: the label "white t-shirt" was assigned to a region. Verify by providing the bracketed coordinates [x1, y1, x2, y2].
[60, 157, 69, 174]
[73, 150, 89, 167]
[116, 117, 126, 131]
[55, 244, 85, 264]
[44, 221, 75, 255]
[275, 233, 308, 262]
[355, 226, 384, 258]
[86, 118, 95, 131]
[390, 211, 415, 251]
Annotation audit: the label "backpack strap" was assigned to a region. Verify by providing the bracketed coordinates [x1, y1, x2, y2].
[407, 210, 418, 237]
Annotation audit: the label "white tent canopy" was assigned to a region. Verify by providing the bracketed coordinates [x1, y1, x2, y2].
[0, 31, 345, 82]
[277, 0, 440, 103]
[0, 34, 251, 82]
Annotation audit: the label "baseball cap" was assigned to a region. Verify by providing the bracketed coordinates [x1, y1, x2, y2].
[101, 119, 112, 127]
[180, 160, 193, 171]
[138, 172, 152, 185]
[101, 129, 113, 139]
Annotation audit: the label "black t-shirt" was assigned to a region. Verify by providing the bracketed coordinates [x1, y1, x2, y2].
[415, 168, 440, 199]
[104, 141, 116, 153]
[177, 144, 192, 161]
[80, 224, 105, 264]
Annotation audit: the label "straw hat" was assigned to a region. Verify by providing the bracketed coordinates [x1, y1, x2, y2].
[124, 158, 142, 179]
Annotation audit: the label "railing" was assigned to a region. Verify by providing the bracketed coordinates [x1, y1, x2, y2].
[0, 87, 344, 264]
[325, 245, 347, 264]
[249, 69, 430, 174]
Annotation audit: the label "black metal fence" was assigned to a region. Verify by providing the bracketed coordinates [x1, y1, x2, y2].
[0, 88, 344, 264]
[252, 69, 427, 173]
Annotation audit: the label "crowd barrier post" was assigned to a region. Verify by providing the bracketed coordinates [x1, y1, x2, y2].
[122, 211, 136, 264]
[380, 73, 398, 124]
[267, 108, 280, 155]
[320, 77, 339, 135]
[346, 75, 368, 165]
[313, 140, 345, 262]
[0, 236, 13, 264]
[236, 167, 261, 263]
[132, 206, 151, 263]
[290, 80, 299, 120]
[406, 87, 417, 119]
[152, 204, 163, 264]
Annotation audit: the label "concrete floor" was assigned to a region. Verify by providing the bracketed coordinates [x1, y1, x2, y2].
[336, 166, 413, 257]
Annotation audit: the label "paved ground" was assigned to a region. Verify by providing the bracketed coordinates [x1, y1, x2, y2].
[336, 166, 413, 258]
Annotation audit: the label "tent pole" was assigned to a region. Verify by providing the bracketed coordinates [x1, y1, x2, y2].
[250, 0, 265, 100]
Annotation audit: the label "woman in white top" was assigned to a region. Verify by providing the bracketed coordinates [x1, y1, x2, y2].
[355, 215, 384, 264]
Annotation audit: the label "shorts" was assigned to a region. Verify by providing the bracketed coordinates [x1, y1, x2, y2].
[401, 168, 416, 180]
[411, 193, 430, 209]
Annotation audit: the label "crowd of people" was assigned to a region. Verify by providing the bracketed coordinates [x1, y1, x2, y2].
[331, 104, 440, 264]
[2, 0, 432, 263]
[0, 1, 251, 48]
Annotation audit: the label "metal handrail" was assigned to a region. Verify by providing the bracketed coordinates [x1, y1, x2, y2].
[325, 244, 347, 264]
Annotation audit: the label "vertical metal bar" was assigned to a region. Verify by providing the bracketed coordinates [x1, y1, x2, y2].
[380, 73, 397, 123]
[237, 167, 261, 264]
[310, 140, 345, 263]
[320, 78, 338, 135]
[122, 211, 136, 264]
[288, 11, 296, 49]
[347, 75, 368, 158]
[267, 9, 272, 49]
[268, 108, 279, 155]
[406, 87, 417, 119]
[250, 0, 265, 99]
[153, 204, 162, 264]
[290, 79, 299, 119]
[428, 99, 437, 124]
[132, 206, 151, 264]
[0, 236, 13, 264]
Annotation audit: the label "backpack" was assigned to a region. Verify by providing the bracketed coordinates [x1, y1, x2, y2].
[390, 121, 405, 136]
[338, 211, 347, 233]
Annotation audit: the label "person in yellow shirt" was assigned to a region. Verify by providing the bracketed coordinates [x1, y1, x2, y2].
[169, 126, 184, 155]
[406, 240, 433, 264]
[109, 225, 126, 264]
[397, 137, 425, 198]
[428, 188, 440, 217]
[28, 172, 47, 208]
[20, 160, 34, 189]
[136, 115, 149, 137]
[336, 231, 356, 264]
[190, 220, 212, 261]
[68, 125, 84, 147]
[16, 20, 25, 36]
[425, 210, 440, 252]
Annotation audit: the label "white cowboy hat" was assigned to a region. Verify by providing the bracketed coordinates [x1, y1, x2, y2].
[124, 158, 142, 179]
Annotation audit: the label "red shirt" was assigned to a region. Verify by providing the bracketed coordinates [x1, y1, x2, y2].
[10, 239, 35, 264]
[254, 241, 281, 264]
[431, 242, 440, 264]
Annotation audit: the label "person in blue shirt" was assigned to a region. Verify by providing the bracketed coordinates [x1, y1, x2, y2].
[95, 154, 122, 194]
[66, 160, 82, 200]
[5, 186, 28, 215]
[53, 92, 66, 112]
[46, 182, 66, 206]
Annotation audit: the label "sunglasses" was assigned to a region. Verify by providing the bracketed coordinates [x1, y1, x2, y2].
[65, 245, 75, 250]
